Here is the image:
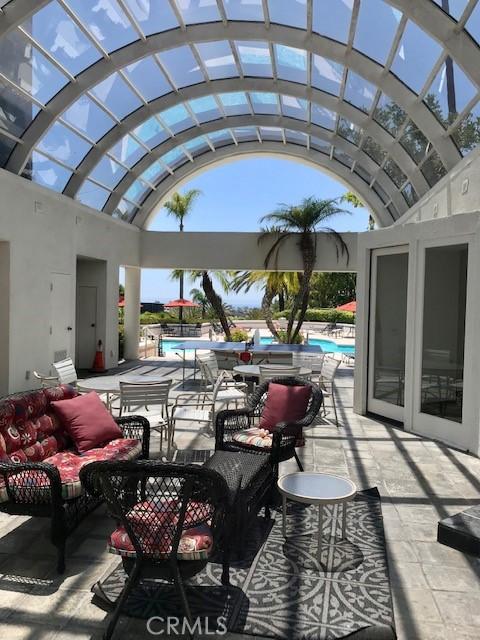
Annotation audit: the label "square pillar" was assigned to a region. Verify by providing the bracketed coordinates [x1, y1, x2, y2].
[124, 266, 141, 360]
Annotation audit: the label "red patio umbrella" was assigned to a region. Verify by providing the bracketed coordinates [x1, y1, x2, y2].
[336, 300, 357, 313]
[164, 298, 200, 335]
[118, 298, 125, 307]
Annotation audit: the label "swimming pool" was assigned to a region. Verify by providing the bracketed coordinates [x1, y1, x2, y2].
[159, 337, 355, 355]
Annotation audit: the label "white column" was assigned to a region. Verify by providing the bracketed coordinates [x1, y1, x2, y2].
[124, 266, 141, 360]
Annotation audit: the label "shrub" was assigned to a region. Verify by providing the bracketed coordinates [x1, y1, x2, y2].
[276, 329, 303, 344]
[118, 324, 124, 360]
[230, 328, 249, 342]
[273, 308, 355, 324]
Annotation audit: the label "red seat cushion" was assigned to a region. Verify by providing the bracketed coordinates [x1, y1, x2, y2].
[259, 383, 312, 433]
[51, 392, 122, 454]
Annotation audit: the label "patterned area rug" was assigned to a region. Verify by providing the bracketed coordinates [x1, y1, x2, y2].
[93, 477, 395, 639]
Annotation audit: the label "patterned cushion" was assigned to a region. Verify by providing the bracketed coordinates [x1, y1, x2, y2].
[6, 438, 141, 503]
[232, 427, 273, 449]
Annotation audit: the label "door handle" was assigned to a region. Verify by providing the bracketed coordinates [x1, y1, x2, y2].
[67, 327, 72, 331]
[91, 324, 96, 328]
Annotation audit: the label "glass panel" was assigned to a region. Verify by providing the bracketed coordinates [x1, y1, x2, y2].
[374, 93, 407, 136]
[372, 181, 389, 203]
[402, 182, 418, 206]
[391, 20, 442, 94]
[334, 148, 353, 168]
[65, 0, 137, 52]
[274, 45, 307, 84]
[110, 134, 146, 167]
[466, 2, 480, 44]
[23, 150, 72, 192]
[62, 96, 114, 142]
[174, 0, 221, 24]
[432, 0, 469, 20]
[383, 157, 406, 188]
[259, 126, 283, 141]
[24, 1, 101, 76]
[387, 203, 398, 220]
[141, 161, 168, 185]
[195, 41, 237, 80]
[311, 104, 336, 130]
[160, 104, 194, 133]
[124, 57, 172, 101]
[76, 180, 110, 210]
[338, 117, 361, 145]
[310, 136, 331, 154]
[0, 133, 16, 168]
[421, 151, 447, 186]
[355, 163, 372, 184]
[232, 126, 257, 141]
[91, 73, 142, 120]
[313, 0, 354, 43]
[133, 117, 168, 149]
[188, 96, 221, 123]
[285, 129, 308, 145]
[344, 71, 377, 113]
[0, 30, 68, 103]
[37, 121, 91, 168]
[124, 179, 150, 204]
[183, 135, 210, 155]
[281, 95, 308, 120]
[354, 0, 402, 64]
[123, 0, 179, 35]
[90, 155, 127, 189]
[158, 46, 205, 88]
[400, 120, 431, 163]
[219, 92, 250, 116]
[452, 100, 480, 156]
[424, 58, 476, 128]
[250, 92, 278, 115]
[112, 198, 137, 221]
[161, 147, 187, 168]
[268, 0, 307, 28]
[0, 80, 39, 137]
[224, 0, 264, 21]
[362, 136, 386, 165]
[421, 244, 468, 423]
[311, 56, 344, 96]
[208, 129, 234, 146]
[372, 252, 408, 408]
[236, 41, 272, 76]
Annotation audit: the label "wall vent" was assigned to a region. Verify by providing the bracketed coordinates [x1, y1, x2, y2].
[54, 350, 67, 362]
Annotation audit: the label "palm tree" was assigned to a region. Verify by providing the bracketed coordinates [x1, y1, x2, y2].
[190, 287, 209, 318]
[163, 189, 202, 325]
[260, 197, 350, 343]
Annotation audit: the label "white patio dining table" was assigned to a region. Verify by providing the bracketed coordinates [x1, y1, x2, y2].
[77, 374, 167, 409]
[233, 364, 312, 379]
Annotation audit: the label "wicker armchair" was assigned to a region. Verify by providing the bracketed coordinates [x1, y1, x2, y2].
[80, 460, 231, 640]
[215, 377, 323, 478]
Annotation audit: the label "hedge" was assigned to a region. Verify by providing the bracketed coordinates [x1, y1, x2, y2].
[273, 308, 355, 324]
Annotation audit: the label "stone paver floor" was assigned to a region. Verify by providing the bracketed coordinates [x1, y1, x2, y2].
[0, 358, 479, 639]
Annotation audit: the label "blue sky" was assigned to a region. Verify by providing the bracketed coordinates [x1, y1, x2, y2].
[124, 157, 370, 307]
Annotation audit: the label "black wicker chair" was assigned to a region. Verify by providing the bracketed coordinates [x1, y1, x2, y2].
[80, 460, 231, 640]
[215, 377, 323, 479]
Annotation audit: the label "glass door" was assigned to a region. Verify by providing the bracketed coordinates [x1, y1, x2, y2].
[368, 247, 409, 421]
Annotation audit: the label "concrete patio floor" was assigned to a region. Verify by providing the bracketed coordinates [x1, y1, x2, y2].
[0, 358, 479, 639]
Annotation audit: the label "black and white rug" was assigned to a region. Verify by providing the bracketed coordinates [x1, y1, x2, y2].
[94, 461, 395, 639]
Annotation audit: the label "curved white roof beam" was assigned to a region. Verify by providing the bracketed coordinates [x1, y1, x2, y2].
[64, 78, 429, 199]
[134, 141, 394, 229]
[5, 22, 461, 174]
[101, 114, 407, 220]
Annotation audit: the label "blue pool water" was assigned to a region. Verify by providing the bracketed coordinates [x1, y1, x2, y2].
[160, 337, 354, 355]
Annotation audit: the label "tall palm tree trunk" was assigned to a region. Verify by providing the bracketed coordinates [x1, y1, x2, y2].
[201, 271, 232, 341]
[291, 234, 316, 343]
[262, 287, 280, 341]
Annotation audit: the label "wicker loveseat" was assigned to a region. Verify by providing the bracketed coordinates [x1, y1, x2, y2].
[0, 385, 150, 572]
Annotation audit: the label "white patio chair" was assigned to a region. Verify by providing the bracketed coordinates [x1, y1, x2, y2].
[292, 352, 325, 381]
[34, 357, 78, 387]
[319, 357, 341, 427]
[258, 365, 301, 384]
[197, 354, 247, 395]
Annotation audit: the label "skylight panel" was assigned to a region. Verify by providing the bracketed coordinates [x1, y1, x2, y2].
[124, 179, 150, 205]
[334, 148, 354, 168]
[188, 96, 221, 123]
[285, 130, 308, 146]
[236, 41, 272, 77]
[174, 0, 221, 24]
[259, 126, 283, 141]
[37, 122, 91, 168]
[312, 56, 344, 96]
[62, 96, 115, 142]
[424, 58, 476, 128]
[232, 127, 257, 141]
[110, 134, 146, 167]
[391, 21, 442, 94]
[344, 71, 377, 113]
[432, 0, 469, 21]
[183, 135, 210, 156]
[141, 161, 168, 185]
[113, 198, 137, 221]
[160, 104, 194, 134]
[219, 92, 250, 116]
[0, 30, 68, 104]
[311, 105, 336, 130]
[421, 150, 447, 186]
[274, 45, 308, 84]
[383, 157, 407, 187]
[353, 0, 402, 64]
[402, 182, 418, 207]
[23, 1, 101, 76]
[24, 150, 72, 192]
[310, 137, 331, 154]
[0, 80, 39, 138]
[466, 2, 480, 43]
[195, 42, 237, 80]
[208, 129, 234, 146]
[133, 117, 168, 149]
[354, 164, 372, 184]
[312, 0, 354, 44]
[250, 92, 278, 115]
[91, 73, 142, 120]
[64, 0, 137, 53]
[374, 93, 407, 136]
[268, 0, 307, 28]
[124, 58, 172, 102]
[362, 136, 387, 165]
[372, 181, 389, 203]
[223, 0, 264, 21]
[158, 46, 205, 88]
[123, 0, 179, 36]
[399, 120, 431, 163]
[0, 134, 16, 168]
[452, 100, 480, 156]
[281, 95, 308, 120]
[161, 147, 187, 169]
[338, 117, 362, 145]
[90, 155, 127, 189]
[76, 180, 110, 210]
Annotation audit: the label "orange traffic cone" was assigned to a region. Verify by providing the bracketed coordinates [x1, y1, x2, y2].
[91, 340, 108, 373]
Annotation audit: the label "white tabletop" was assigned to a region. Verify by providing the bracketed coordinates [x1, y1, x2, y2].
[277, 472, 357, 505]
[78, 375, 169, 393]
[233, 364, 312, 377]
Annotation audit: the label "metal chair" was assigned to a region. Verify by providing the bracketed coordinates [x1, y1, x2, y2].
[292, 352, 325, 381]
[320, 357, 341, 427]
[34, 357, 78, 387]
[197, 355, 247, 397]
[258, 365, 301, 384]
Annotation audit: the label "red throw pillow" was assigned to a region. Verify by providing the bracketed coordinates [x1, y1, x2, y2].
[51, 392, 122, 454]
[259, 383, 312, 433]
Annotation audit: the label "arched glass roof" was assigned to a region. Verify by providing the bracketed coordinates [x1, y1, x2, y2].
[1, 0, 480, 227]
